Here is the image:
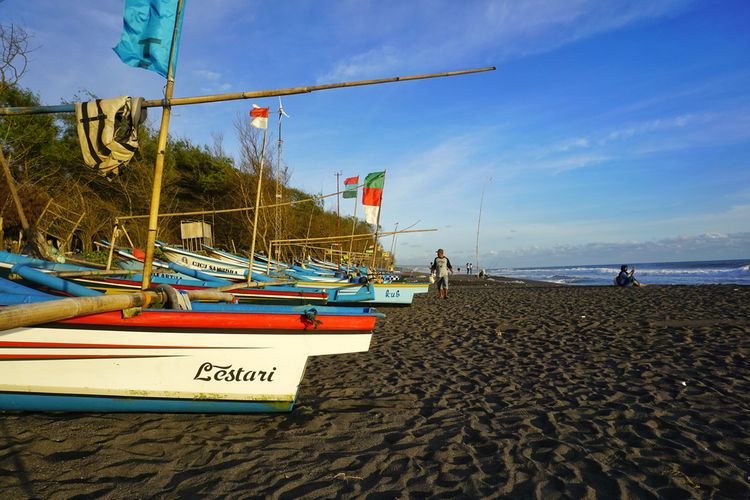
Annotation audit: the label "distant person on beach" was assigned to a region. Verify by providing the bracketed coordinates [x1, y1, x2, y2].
[615, 265, 641, 287]
[431, 248, 453, 299]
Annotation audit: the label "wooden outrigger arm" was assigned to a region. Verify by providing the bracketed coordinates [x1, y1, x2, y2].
[0, 67, 496, 116]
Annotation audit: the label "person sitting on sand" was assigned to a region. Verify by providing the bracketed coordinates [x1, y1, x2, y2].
[615, 265, 641, 287]
[430, 248, 453, 299]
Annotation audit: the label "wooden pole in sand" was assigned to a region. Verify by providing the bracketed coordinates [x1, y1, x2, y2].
[141, 0, 184, 290]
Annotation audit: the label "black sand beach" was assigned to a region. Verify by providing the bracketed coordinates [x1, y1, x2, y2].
[2, 276, 749, 498]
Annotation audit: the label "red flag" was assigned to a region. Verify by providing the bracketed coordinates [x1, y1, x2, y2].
[250, 105, 269, 129]
[343, 176, 358, 199]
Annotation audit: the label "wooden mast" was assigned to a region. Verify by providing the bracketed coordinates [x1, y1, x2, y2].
[141, 0, 184, 290]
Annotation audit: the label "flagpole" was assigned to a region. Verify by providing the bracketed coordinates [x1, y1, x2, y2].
[389, 221, 399, 259]
[141, 0, 184, 290]
[370, 170, 386, 271]
[475, 176, 491, 276]
[247, 126, 268, 284]
[347, 194, 358, 274]
[268, 97, 289, 266]
[335, 171, 342, 269]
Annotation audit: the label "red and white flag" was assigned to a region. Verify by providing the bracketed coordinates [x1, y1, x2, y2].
[250, 104, 269, 129]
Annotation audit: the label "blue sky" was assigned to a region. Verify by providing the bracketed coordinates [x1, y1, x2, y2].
[3, 0, 749, 267]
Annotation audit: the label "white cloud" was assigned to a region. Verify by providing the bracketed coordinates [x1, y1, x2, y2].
[320, 0, 691, 80]
[472, 231, 750, 267]
[194, 69, 222, 81]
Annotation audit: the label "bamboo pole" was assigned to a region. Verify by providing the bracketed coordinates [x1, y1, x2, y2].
[105, 223, 119, 270]
[246, 123, 268, 284]
[52, 269, 135, 278]
[0, 67, 496, 116]
[120, 224, 135, 248]
[371, 170, 386, 270]
[271, 228, 435, 246]
[301, 208, 315, 264]
[388, 221, 399, 270]
[141, 0, 184, 290]
[0, 286, 235, 332]
[298, 243, 369, 258]
[335, 171, 341, 267]
[271, 230, 431, 247]
[212, 280, 292, 293]
[274, 99, 285, 250]
[115, 186, 337, 221]
[347, 194, 358, 273]
[0, 291, 163, 331]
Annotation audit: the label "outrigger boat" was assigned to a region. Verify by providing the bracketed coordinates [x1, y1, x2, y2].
[150, 244, 427, 305]
[105, 248, 377, 304]
[0, 251, 331, 306]
[156, 241, 279, 280]
[0, 278, 382, 413]
[202, 244, 289, 273]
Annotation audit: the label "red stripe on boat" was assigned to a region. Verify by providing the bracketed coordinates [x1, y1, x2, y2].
[0, 354, 170, 360]
[57, 311, 377, 331]
[0, 341, 213, 349]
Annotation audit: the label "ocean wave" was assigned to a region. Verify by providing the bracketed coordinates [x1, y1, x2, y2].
[493, 260, 750, 285]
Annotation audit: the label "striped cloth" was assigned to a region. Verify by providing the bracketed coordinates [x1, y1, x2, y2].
[74, 96, 146, 178]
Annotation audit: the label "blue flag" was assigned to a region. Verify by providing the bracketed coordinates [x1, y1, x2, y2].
[113, 0, 185, 78]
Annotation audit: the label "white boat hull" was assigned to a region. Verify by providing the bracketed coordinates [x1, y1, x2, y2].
[296, 282, 429, 305]
[0, 323, 372, 412]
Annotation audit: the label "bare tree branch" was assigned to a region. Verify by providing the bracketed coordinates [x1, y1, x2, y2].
[0, 23, 33, 94]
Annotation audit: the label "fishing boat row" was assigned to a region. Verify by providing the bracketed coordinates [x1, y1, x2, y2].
[0, 0, 478, 415]
[0, 277, 381, 413]
[0, 242, 429, 413]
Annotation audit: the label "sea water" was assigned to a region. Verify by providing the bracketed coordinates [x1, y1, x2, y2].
[491, 259, 750, 286]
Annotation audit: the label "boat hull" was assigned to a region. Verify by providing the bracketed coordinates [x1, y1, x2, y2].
[0, 309, 375, 412]
[296, 282, 429, 305]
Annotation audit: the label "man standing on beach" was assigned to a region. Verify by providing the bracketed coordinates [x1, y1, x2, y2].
[431, 249, 453, 299]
